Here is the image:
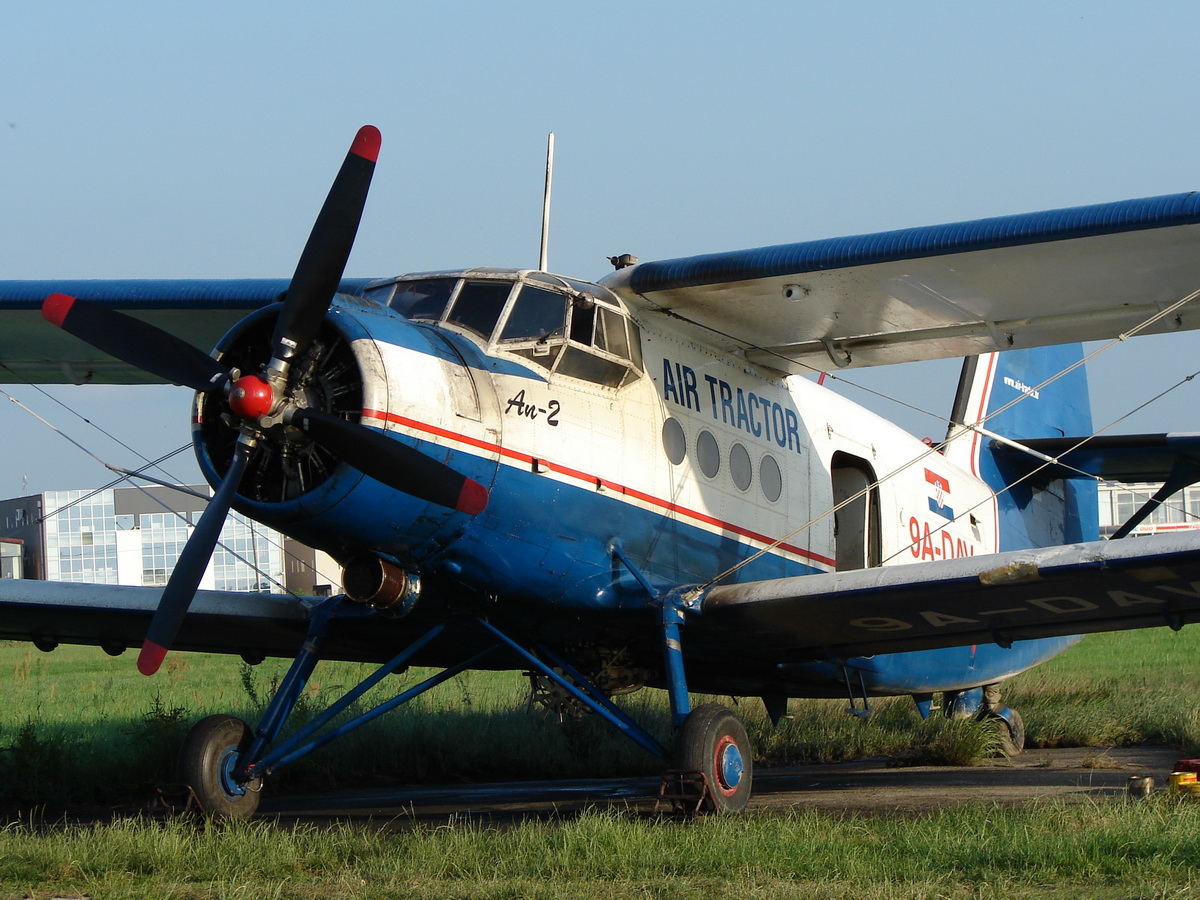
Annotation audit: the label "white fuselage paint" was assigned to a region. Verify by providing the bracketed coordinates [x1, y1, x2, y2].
[358, 305, 997, 585]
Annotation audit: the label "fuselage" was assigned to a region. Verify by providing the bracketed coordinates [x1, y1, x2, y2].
[193, 268, 1077, 698]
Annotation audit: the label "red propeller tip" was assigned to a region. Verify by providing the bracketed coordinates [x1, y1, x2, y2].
[137, 640, 169, 676]
[456, 480, 489, 516]
[42, 293, 76, 327]
[351, 125, 381, 163]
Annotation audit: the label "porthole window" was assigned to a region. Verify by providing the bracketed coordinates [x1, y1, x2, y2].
[760, 454, 782, 502]
[730, 443, 753, 492]
[662, 417, 686, 465]
[696, 430, 721, 478]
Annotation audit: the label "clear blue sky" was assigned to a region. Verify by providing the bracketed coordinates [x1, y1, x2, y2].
[4, 2, 1200, 497]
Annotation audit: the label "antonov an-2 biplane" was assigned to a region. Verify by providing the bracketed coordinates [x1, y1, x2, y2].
[4, 125, 1200, 815]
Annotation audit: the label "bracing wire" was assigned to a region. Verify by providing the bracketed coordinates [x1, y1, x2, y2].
[689, 286, 1200, 595]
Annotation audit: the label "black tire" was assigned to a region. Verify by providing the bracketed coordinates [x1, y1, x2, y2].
[675, 703, 753, 813]
[177, 714, 263, 818]
[994, 707, 1025, 756]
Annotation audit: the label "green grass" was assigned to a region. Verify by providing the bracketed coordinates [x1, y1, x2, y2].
[1006, 627, 1200, 754]
[3, 802, 1200, 899]
[2, 626, 1198, 812]
[3, 628, 1200, 897]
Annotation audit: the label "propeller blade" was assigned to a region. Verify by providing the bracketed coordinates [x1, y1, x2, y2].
[291, 407, 489, 515]
[137, 441, 252, 675]
[42, 293, 230, 392]
[270, 125, 381, 365]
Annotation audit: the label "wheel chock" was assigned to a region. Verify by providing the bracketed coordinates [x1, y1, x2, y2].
[655, 768, 713, 816]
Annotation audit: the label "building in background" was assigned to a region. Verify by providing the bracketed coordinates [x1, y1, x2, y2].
[4, 480, 1197, 589]
[0, 485, 340, 595]
[1098, 481, 1200, 538]
[0, 537, 21, 579]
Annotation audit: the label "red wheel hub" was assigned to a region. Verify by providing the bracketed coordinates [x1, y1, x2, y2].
[228, 375, 274, 420]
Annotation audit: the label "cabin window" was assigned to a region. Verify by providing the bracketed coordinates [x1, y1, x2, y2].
[662, 418, 686, 465]
[569, 300, 595, 343]
[389, 279, 458, 321]
[760, 454, 782, 503]
[730, 443, 753, 492]
[447, 281, 515, 338]
[696, 430, 721, 478]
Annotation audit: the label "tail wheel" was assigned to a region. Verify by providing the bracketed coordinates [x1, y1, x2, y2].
[675, 703, 753, 813]
[177, 714, 263, 818]
[993, 706, 1026, 756]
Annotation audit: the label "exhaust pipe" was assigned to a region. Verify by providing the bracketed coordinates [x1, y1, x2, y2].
[341, 554, 421, 615]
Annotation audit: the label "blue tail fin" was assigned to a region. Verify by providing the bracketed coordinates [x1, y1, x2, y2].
[945, 345, 1098, 551]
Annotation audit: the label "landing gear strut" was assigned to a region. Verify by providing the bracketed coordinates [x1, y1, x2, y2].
[174, 577, 757, 817]
[174, 596, 679, 817]
[653, 574, 754, 813]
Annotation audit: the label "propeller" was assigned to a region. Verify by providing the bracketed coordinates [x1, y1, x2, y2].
[290, 407, 489, 515]
[42, 293, 230, 392]
[269, 125, 381, 367]
[137, 440, 251, 675]
[40, 125, 491, 675]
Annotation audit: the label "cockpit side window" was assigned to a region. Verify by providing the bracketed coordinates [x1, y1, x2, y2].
[447, 281, 515, 339]
[498, 286, 568, 342]
[389, 279, 458, 321]
[596, 307, 629, 359]
[568, 300, 595, 344]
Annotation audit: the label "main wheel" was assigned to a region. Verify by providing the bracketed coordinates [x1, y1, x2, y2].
[177, 714, 263, 818]
[675, 703, 753, 813]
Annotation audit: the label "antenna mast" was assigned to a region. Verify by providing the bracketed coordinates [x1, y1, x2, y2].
[538, 132, 554, 272]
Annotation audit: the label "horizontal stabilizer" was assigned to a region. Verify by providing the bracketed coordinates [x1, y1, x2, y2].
[992, 432, 1200, 482]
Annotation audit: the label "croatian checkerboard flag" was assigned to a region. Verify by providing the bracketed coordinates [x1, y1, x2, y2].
[925, 468, 954, 520]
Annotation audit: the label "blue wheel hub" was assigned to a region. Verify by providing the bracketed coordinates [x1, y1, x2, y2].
[717, 738, 744, 790]
[218, 746, 250, 800]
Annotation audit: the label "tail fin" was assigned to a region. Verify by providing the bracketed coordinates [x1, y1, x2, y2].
[944, 345, 1098, 551]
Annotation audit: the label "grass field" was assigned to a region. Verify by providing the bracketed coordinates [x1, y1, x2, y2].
[2, 626, 1199, 809]
[2, 626, 1200, 898]
[3, 800, 1200, 898]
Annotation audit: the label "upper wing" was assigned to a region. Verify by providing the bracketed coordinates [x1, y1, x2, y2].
[603, 193, 1200, 373]
[699, 531, 1200, 658]
[0, 278, 375, 384]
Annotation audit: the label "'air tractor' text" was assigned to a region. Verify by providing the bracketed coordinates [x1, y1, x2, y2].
[661, 358, 802, 454]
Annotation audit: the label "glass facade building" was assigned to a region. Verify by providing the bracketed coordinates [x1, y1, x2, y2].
[36, 487, 285, 592]
[43, 490, 120, 584]
[0, 539, 22, 579]
[1097, 481, 1200, 537]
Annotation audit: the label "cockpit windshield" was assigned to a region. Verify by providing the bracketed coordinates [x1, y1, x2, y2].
[498, 286, 568, 342]
[389, 278, 457, 321]
[372, 272, 642, 388]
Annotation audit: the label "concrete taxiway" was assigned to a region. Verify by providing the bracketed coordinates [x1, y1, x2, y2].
[257, 744, 1183, 826]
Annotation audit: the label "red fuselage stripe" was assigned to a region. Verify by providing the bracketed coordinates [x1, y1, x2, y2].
[362, 408, 836, 569]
